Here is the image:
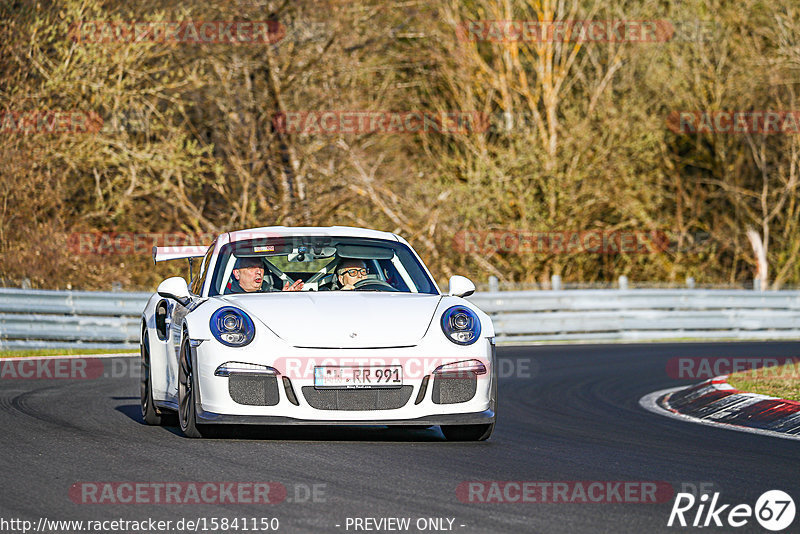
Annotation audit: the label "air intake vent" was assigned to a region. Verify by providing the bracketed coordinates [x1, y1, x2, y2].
[282, 377, 299, 406]
[432, 372, 477, 404]
[302, 386, 413, 410]
[228, 374, 280, 406]
[415, 375, 430, 405]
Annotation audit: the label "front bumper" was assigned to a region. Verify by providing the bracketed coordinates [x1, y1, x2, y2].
[189, 336, 497, 424]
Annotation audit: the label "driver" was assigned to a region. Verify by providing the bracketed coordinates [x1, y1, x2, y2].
[336, 259, 369, 290]
[229, 257, 304, 293]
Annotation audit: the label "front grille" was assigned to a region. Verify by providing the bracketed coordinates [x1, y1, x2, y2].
[228, 374, 280, 406]
[432, 372, 477, 404]
[301, 386, 413, 411]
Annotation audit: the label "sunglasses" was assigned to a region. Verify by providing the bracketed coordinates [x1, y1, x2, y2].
[338, 267, 368, 277]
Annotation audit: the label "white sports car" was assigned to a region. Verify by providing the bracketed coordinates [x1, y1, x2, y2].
[140, 226, 496, 440]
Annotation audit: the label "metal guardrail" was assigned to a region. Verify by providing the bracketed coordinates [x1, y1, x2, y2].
[0, 288, 799, 349]
[468, 289, 800, 343]
[0, 288, 149, 349]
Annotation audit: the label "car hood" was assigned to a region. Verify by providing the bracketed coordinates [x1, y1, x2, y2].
[219, 292, 443, 348]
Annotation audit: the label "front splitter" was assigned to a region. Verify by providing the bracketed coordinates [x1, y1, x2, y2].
[195, 407, 495, 426]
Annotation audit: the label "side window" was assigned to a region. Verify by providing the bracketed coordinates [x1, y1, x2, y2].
[190, 242, 215, 295]
[379, 258, 410, 291]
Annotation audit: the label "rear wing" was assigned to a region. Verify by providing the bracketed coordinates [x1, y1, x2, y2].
[152, 246, 208, 264]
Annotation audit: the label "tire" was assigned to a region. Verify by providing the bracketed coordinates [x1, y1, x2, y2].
[440, 423, 494, 441]
[178, 337, 207, 438]
[140, 331, 163, 425]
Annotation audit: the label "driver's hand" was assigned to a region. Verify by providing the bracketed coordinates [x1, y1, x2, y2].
[341, 284, 355, 290]
[282, 280, 304, 291]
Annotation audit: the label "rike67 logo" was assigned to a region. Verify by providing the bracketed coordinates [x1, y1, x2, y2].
[668, 490, 795, 531]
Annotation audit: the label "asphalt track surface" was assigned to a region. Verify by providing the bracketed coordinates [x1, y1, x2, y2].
[1, 342, 799, 534]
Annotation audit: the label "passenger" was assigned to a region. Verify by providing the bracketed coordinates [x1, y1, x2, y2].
[229, 257, 303, 293]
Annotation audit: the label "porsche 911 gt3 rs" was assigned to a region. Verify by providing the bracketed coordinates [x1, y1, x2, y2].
[140, 226, 496, 440]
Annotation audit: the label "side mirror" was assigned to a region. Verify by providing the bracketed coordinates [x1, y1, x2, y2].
[448, 275, 476, 298]
[157, 276, 191, 306]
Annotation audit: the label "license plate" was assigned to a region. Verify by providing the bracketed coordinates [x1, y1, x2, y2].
[313, 366, 403, 389]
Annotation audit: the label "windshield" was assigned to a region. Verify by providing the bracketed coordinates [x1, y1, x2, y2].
[209, 236, 438, 295]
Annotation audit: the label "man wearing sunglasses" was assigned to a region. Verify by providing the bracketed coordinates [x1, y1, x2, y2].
[336, 259, 369, 290]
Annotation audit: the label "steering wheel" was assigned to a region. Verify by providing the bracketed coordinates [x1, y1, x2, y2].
[353, 278, 398, 291]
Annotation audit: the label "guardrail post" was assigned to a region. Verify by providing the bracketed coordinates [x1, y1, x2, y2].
[488, 276, 499, 292]
[618, 275, 629, 290]
[686, 277, 695, 289]
[551, 274, 562, 291]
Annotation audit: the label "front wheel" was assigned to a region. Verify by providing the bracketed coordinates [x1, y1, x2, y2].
[441, 423, 494, 441]
[178, 338, 207, 438]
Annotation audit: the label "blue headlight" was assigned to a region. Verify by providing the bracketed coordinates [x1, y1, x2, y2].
[441, 305, 481, 345]
[210, 307, 255, 347]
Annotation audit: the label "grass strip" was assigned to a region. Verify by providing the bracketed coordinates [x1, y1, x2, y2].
[727, 360, 800, 401]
